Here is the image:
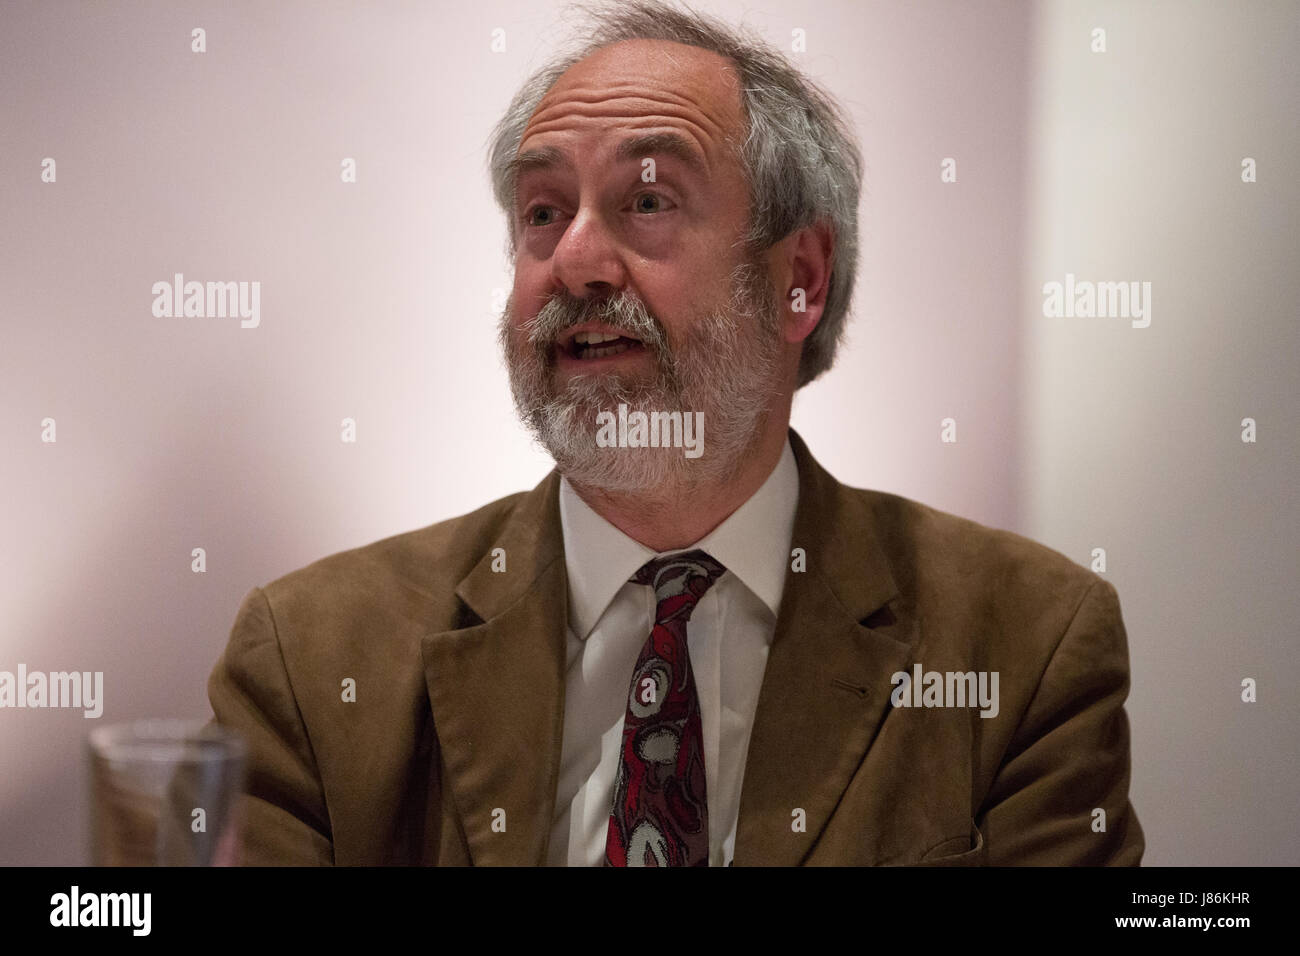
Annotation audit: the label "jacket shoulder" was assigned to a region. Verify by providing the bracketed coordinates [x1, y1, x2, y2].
[851, 486, 1110, 636]
[258, 487, 531, 633]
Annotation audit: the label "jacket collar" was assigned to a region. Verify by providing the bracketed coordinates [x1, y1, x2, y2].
[420, 427, 917, 865]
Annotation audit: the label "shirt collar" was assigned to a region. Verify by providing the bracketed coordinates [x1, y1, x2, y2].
[559, 436, 799, 641]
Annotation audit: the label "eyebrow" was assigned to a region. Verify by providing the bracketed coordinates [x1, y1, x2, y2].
[506, 131, 710, 188]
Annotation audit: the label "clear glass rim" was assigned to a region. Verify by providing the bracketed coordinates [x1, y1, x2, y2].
[88, 718, 246, 763]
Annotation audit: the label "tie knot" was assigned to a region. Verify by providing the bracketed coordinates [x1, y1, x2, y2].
[631, 549, 727, 617]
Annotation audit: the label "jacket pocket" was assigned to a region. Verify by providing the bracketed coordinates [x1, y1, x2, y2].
[911, 820, 987, 866]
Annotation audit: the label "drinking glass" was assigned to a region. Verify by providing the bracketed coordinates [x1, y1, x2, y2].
[88, 719, 246, 865]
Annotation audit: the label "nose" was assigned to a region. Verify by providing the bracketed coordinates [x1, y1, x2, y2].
[549, 204, 627, 300]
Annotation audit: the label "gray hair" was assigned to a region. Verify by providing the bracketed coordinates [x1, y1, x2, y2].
[486, 0, 864, 389]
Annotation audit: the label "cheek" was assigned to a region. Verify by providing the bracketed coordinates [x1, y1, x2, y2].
[638, 264, 729, 320]
[510, 257, 550, 299]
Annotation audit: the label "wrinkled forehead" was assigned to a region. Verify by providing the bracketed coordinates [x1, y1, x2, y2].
[518, 38, 747, 157]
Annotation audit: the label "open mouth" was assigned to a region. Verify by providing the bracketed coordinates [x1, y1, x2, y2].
[562, 329, 647, 361]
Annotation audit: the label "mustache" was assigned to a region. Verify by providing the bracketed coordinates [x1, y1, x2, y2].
[523, 290, 670, 358]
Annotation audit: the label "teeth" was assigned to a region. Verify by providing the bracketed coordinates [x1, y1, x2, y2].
[581, 342, 633, 359]
[573, 330, 625, 345]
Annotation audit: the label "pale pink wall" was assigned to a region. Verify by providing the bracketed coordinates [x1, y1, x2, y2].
[1022, 0, 1300, 864]
[2, 0, 1029, 864]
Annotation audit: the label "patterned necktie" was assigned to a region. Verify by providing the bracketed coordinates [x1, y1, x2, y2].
[605, 549, 727, 867]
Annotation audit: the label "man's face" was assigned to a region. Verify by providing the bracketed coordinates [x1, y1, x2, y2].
[498, 39, 787, 495]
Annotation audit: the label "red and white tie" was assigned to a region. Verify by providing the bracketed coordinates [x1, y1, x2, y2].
[605, 549, 726, 867]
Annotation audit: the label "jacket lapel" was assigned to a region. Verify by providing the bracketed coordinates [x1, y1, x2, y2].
[732, 429, 919, 865]
[420, 469, 568, 865]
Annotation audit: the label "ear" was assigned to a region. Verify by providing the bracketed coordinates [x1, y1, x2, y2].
[769, 221, 834, 345]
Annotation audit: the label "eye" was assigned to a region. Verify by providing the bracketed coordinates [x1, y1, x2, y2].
[524, 205, 560, 227]
[632, 192, 673, 214]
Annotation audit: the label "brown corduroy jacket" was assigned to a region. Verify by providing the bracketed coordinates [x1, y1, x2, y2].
[207, 428, 1143, 865]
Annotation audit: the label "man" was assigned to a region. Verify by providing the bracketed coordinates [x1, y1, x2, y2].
[208, 0, 1143, 866]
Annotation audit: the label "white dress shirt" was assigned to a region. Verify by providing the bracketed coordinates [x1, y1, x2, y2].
[546, 437, 799, 866]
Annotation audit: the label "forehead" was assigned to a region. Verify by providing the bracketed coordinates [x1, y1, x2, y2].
[517, 38, 747, 172]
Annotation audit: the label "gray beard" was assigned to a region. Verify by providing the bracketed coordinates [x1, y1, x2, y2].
[498, 256, 783, 497]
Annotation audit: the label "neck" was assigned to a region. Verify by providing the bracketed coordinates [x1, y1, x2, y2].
[565, 414, 790, 552]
